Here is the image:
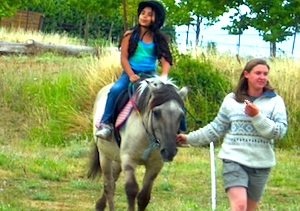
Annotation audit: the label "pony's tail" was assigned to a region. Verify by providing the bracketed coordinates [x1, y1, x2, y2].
[87, 142, 102, 180]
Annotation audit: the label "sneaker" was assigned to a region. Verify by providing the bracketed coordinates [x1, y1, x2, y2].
[95, 123, 113, 140]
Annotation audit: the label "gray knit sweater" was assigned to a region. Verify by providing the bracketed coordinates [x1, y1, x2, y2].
[186, 91, 288, 168]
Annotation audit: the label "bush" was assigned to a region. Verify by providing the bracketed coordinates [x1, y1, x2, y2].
[169, 54, 232, 130]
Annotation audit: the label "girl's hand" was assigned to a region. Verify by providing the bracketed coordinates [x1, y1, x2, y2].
[129, 74, 140, 82]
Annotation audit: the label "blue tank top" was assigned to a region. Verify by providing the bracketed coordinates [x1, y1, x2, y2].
[128, 40, 157, 72]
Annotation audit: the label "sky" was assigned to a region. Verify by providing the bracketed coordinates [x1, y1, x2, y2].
[175, 9, 300, 58]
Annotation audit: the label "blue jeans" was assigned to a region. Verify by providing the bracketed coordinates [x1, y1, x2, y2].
[101, 71, 130, 123]
[101, 70, 156, 123]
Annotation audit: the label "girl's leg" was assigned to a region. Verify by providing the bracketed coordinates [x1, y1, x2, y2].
[101, 72, 130, 123]
[96, 72, 129, 139]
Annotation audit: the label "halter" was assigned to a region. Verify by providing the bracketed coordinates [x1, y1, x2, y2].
[129, 95, 160, 160]
[128, 80, 161, 160]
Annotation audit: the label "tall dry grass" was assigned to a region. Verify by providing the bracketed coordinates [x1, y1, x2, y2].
[0, 27, 82, 45]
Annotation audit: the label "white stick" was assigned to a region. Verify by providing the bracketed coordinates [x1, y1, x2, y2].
[210, 142, 216, 210]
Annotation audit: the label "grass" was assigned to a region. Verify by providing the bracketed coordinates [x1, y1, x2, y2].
[0, 141, 299, 211]
[1, 29, 300, 210]
[0, 28, 82, 45]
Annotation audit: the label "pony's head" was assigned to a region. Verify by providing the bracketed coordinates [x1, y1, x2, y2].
[136, 76, 189, 161]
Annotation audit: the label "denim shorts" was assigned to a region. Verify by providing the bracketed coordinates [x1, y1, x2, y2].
[222, 159, 271, 201]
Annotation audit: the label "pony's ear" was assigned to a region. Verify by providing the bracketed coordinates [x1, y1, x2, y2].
[178, 85, 190, 99]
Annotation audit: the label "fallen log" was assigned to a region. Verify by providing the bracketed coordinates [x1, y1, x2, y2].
[0, 39, 98, 56]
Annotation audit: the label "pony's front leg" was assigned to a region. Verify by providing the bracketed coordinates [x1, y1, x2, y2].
[137, 161, 164, 211]
[122, 155, 139, 211]
[98, 154, 117, 211]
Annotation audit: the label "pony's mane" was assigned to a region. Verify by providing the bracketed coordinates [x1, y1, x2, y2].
[135, 76, 184, 113]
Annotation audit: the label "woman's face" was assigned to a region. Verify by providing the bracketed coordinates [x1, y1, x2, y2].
[139, 7, 155, 27]
[244, 64, 269, 93]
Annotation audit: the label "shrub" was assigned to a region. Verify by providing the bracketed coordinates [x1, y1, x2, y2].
[169, 54, 232, 130]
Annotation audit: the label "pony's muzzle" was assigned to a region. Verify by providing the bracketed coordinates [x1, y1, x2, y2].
[160, 148, 178, 162]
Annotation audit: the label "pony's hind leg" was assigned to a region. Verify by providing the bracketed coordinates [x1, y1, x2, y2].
[97, 153, 117, 211]
[122, 157, 139, 211]
[95, 161, 121, 211]
[95, 195, 106, 211]
[112, 161, 122, 187]
[137, 161, 164, 211]
[87, 143, 107, 211]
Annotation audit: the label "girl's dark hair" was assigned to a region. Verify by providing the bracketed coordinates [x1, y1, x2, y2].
[118, 25, 173, 65]
[234, 58, 274, 102]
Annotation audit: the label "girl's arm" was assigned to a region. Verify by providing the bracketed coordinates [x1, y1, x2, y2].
[120, 30, 139, 82]
[160, 56, 170, 77]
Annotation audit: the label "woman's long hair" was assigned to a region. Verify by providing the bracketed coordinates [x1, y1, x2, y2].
[234, 58, 274, 102]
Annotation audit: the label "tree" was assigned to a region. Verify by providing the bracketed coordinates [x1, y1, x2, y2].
[0, 0, 40, 18]
[221, 0, 251, 56]
[248, 0, 292, 57]
[121, 0, 141, 30]
[122, 0, 127, 31]
[68, 0, 122, 45]
[285, 0, 300, 56]
[224, 0, 294, 57]
[164, 0, 227, 47]
[33, 0, 77, 33]
[0, 1, 18, 18]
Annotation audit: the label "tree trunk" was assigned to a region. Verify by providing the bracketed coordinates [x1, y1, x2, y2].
[186, 24, 189, 47]
[123, 0, 127, 32]
[292, 32, 296, 56]
[292, 24, 298, 56]
[237, 27, 241, 56]
[79, 20, 83, 38]
[84, 13, 90, 46]
[270, 42, 276, 58]
[108, 21, 114, 42]
[195, 16, 203, 47]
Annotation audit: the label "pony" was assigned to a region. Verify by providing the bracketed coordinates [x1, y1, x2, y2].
[88, 76, 189, 211]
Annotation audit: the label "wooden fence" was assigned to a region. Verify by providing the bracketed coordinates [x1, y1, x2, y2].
[0, 10, 44, 31]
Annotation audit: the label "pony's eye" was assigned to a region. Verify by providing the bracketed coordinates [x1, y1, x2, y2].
[152, 109, 161, 119]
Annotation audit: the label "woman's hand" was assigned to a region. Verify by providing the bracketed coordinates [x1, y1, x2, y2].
[244, 100, 259, 117]
[176, 134, 187, 145]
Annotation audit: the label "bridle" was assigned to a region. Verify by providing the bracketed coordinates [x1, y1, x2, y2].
[129, 95, 161, 160]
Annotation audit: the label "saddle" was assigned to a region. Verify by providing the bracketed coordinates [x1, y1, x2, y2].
[112, 88, 133, 129]
[111, 73, 155, 145]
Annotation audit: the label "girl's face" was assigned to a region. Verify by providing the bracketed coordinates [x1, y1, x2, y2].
[244, 64, 269, 93]
[139, 7, 155, 27]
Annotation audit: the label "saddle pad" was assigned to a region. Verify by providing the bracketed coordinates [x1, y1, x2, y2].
[94, 110, 103, 129]
[115, 99, 133, 129]
[94, 101, 132, 129]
